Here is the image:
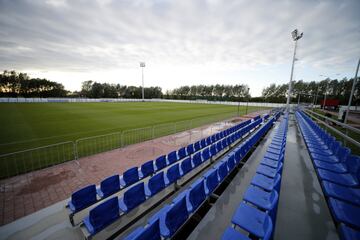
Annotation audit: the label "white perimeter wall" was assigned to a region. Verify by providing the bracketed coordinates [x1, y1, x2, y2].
[0, 97, 287, 107]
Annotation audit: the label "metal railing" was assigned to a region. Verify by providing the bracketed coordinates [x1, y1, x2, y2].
[0, 107, 267, 179]
[304, 110, 360, 153]
[0, 141, 75, 179]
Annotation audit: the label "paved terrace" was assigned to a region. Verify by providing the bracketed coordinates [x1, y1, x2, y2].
[0, 111, 265, 227]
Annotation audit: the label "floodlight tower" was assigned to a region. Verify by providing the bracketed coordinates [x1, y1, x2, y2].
[140, 62, 145, 101]
[286, 29, 303, 111]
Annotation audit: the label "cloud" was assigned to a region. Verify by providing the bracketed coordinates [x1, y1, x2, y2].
[0, 0, 359, 96]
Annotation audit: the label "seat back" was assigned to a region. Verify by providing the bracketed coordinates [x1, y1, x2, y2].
[133, 219, 161, 240]
[124, 182, 146, 211]
[216, 142, 223, 152]
[181, 157, 193, 175]
[202, 147, 211, 161]
[148, 172, 165, 196]
[337, 147, 350, 162]
[210, 145, 218, 156]
[218, 161, 229, 182]
[71, 185, 97, 211]
[178, 147, 187, 159]
[205, 169, 219, 194]
[227, 155, 236, 171]
[89, 197, 119, 233]
[167, 151, 178, 164]
[167, 164, 181, 184]
[165, 197, 189, 236]
[100, 175, 120, 197]
[193, 152, 202, 167]
[189, 180, 206, 211]
[141, 160, 154, 178]
[200, 139, 207, 148]
[186, 144, 194, 155]
[194, 141, 201, 151]
[123, 167, 139, 186]
[155, 155, 167, 171]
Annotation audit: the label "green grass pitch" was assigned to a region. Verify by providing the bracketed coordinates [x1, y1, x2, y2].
[0, 102, 267, 178]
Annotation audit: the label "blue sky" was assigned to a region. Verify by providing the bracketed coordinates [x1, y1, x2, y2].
[0, 0, 359, 96]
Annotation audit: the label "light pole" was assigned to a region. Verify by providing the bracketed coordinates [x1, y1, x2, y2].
[344, 58, 360, 124]
[286, 29, 303, 111]
[140, 62, 145, 101]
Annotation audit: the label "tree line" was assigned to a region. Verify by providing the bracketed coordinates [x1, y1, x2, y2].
[261, 78, 360, 105]
[0, 70, 67, 97]
[163, 84, 251, 101]
[79, 80, 162, 99]
[1, 70, 359, 106]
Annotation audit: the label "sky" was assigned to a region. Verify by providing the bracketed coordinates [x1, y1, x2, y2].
[0, 0, 359, 96]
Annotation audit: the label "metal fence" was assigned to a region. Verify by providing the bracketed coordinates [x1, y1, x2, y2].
[0, 107, 267, 179]
[0, 141, 75, 179]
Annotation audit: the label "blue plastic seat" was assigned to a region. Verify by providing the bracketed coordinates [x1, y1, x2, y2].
[260, 158, 281, 169]
[204, 169, 219, 195]
[69, 185, 97, 213]
[243, 185, 278, 211]
[178, 147, 187, 160]
[202, 148, 211, 161]
[123, 219, 161, 240]
[263, 152, 282, 161]
[153, 197, 189, 238]
[145, 172, 166, 197]
[216, 142, 224, 152]
[119, 182, 146, 213]
[313, 160, 348, 173]
[187, 180, 207, 212]
[251, 173, 281, 192]
[317, 169, 359, 187]
[210, 145, 218, 156]
[322, 181, 360, 206]
[339, 224, 360, 240]
[120, 167, 140, 188]
[167, 151, 178, 164]
[200, 139, 207, 148]
[231, 202, 273, 239]
[194, 141, 201, 151]
[227, 155, 236, 171]
[256, 164, 281, 179]
[165, 164, 181, 186]
[180, 157, 193, 175]
[97, 175, 120, 198]
[139, 160, 154, 179]
[155, 155, 167, 171]
[186, 144, 194, 155]
[192, 152, 203, 167]
[83, 197, 120, 235]
[221, 227, 250, 240]
[328, 198, 360, 228]
[217, 161, 229, 182]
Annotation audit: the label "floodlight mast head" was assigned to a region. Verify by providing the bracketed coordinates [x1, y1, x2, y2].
[291, 29, 303, 41]
[140, 62, 145, 68]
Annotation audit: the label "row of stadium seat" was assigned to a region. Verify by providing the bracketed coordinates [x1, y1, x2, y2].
[221, 113, 288, 240]
[67, 116, 263, 224]
[295, 111, 360, 240]
[80, 117, 267, 237]
[122, 114, 278, 240]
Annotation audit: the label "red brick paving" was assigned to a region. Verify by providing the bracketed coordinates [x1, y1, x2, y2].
[0, 111, 266, 226]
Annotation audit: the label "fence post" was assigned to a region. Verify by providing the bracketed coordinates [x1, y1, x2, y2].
[152, 126, 155, 139]
[74, 141, 78, 160]
[121, 132, 124, 148]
